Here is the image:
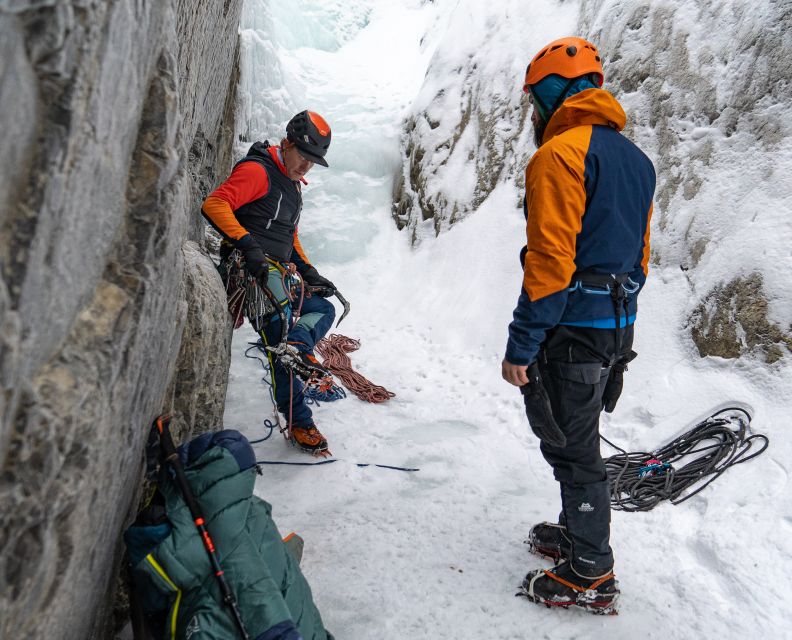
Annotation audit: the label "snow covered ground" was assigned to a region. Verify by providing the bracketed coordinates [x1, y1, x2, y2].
[225, 1, 792, 637]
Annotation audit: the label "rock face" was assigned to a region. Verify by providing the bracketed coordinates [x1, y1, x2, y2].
[391, 0, 539, 243]
[581, 0, 792, 358]
[689, 273, 792, 363]
[0, 1, 242, 638]
[394, 0, 792, 359]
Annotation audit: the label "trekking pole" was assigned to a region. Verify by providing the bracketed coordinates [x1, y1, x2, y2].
[154, 416, 251, 640]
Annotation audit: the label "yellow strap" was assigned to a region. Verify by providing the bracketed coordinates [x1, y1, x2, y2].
[145, 554, 182, 640]
[267, 259, 288, 274]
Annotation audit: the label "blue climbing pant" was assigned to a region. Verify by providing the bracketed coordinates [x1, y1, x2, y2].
[259, 266, 335, 426]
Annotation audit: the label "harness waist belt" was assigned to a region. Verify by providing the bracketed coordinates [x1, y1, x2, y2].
[570, 271, 630, 287]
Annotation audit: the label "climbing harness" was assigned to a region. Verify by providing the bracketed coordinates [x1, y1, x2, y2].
[603, 406, 769, 512]
[568, 271, 640, 359]
[314, 334, 395, 404]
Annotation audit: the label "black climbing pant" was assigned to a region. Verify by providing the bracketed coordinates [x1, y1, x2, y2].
[537, 323, 635, 578]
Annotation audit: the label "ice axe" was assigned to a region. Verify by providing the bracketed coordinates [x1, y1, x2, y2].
[306, 285, 351, 327]
[332, 289, 351, 326]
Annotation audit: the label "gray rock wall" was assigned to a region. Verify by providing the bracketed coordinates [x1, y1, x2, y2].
[0, 0, 242, 637]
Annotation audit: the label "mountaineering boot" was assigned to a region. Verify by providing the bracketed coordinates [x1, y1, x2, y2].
[290, 423, 329, 455]
[282, 532, 305, 565]
[526, 521, 572, 563]
[517, 561, 619, 615]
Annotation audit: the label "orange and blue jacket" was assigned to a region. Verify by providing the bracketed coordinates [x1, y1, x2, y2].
[506, 88, 656, 365]
[201, 142, 314, 270]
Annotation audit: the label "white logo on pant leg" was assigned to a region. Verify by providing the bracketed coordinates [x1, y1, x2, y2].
[578, 502, 594, 512]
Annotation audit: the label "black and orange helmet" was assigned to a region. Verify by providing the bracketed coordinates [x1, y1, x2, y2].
[522, 37, 604, 92]
[286, 110, 332, 167]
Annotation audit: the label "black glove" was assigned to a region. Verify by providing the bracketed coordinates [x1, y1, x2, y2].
[301, 267, 336, 296]
[602, 350, 637, 413]
[520, 363, 566, 448]
[241, 244, 269, 279]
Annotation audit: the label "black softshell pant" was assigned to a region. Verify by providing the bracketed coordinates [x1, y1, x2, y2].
[537, 323, 634, 578]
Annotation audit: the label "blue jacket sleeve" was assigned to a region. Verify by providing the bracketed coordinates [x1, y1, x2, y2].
[505, 288, 569, 365]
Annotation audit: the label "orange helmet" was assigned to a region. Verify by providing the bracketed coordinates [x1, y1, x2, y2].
[522, 37, 604, 92]
[287, 110, 331, 166]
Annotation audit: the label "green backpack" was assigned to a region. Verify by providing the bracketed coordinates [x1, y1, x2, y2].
[124, 425, 333, 640]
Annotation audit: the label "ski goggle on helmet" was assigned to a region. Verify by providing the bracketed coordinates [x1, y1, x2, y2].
[286, 110, 332, 167]
[522, 36, 604, 94]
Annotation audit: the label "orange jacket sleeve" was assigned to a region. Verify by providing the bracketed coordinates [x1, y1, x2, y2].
[522, 129, 590, 301]
[201, 162, 270, 243]
[640, 202, 653, 276]
[294, 229, 311, 267]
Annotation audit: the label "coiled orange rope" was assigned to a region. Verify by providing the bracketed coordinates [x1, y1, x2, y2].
[314, 334, 395, 404]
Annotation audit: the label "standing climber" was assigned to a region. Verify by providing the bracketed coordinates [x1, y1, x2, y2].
[202, 110, 337, 454]
[502, 37, 655, 613]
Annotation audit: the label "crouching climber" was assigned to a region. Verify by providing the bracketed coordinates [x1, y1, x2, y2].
[502, 37, 655, 613]
[125, 420, 334, 639]
[202, 111, 338, 454]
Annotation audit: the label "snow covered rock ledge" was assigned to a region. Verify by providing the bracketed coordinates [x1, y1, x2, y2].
[391, 0, 544, 242]
[0, 1, 241, 637]
[583, 0, 792, 361]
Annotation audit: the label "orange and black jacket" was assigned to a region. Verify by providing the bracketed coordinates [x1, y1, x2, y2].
[201, 141, 314, 271]
[506, 88, 656, 365]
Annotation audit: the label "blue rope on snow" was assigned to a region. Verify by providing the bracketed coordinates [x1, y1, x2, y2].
[248, 418, 279, 444]
[244, 342, 285, 440]
[255, 458, 420, 472]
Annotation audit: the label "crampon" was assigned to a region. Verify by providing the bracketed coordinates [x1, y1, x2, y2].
[516, 562, 619, 615]
[525, 521, 571, 563]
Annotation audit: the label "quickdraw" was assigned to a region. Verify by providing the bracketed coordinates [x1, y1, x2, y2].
[264, 341, 332, 383]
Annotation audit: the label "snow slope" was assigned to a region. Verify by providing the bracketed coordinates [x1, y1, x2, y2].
[225, 1, 792, 637]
